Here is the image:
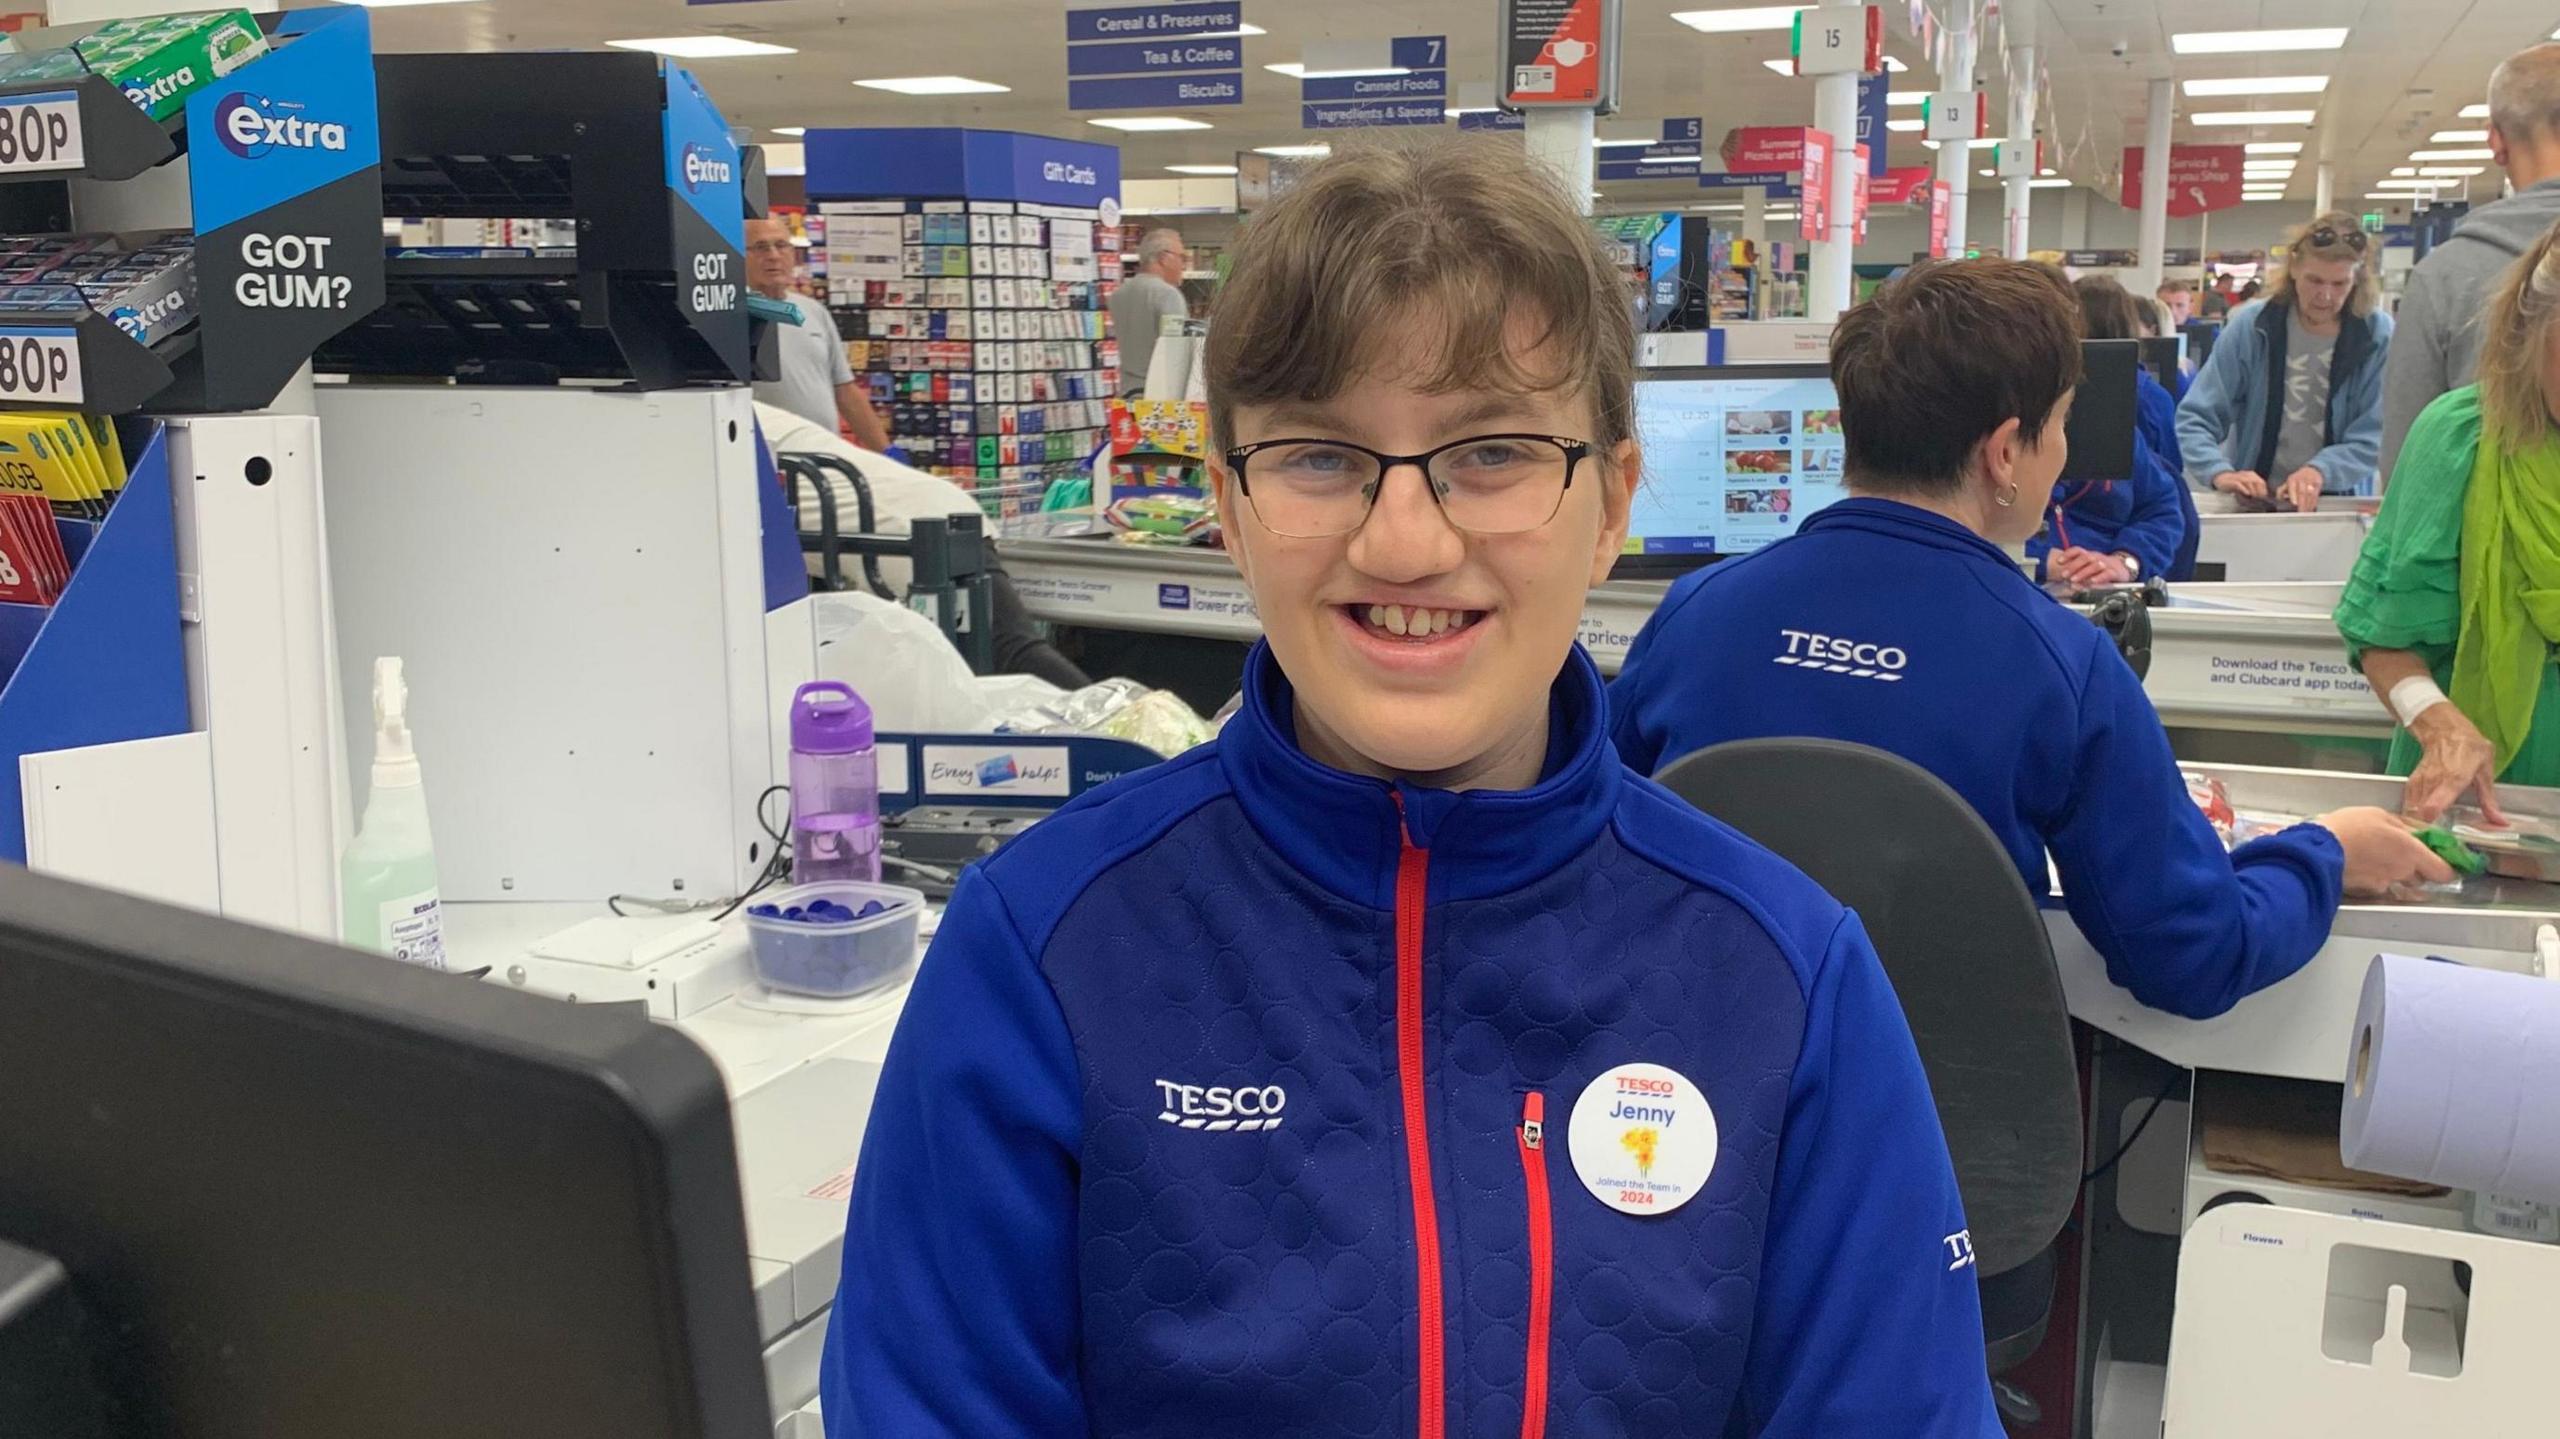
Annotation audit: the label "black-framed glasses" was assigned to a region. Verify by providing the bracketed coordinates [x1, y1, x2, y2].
[1223, 433, 1590, 538]
[2306, 224, 2370, 253]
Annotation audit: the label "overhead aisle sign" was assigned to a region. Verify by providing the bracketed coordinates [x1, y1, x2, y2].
[1597, 114, 1700, 181]
[2120, 144, 2246, 219]
[1066, 2, 1246, 110]
[1302, 36, 1446, 129]
[1499, 0, 1620, 110]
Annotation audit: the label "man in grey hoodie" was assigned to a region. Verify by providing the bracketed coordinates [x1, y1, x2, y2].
[2379, 42, 2560, 482]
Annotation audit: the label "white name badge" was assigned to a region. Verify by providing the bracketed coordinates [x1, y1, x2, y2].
[1567, 1062, 1720, 1217]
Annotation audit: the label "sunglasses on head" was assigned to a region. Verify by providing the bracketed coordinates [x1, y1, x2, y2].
[2305, 224, 2370, 253]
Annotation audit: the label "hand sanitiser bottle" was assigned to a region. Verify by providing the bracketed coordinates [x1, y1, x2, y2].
[341, 657, 447, 968]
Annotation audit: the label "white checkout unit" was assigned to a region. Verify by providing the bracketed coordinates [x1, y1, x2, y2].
[1006, 535, 2394, 742]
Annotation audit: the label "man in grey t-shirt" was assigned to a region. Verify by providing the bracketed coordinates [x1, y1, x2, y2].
[747, 216, 889, 451]
[1110, 227, 1192, 397]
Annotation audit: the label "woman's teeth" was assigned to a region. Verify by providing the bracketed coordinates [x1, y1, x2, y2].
[1362, 604, 1476, 638]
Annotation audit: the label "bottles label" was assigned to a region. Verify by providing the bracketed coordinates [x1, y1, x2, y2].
[382, 887, 446, 970]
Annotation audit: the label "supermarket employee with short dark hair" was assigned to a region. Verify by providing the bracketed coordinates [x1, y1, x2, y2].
[1608, 259, 2449, 1021]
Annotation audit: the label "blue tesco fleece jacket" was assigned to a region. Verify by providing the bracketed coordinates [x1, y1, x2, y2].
[823, 641, 2001, 1438]
[2025, 371, 2194, 581]
[1608, 498, 2347, 1022]
[2175, 298, 2392, 497]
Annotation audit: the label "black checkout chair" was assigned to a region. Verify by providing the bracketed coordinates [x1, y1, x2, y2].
[1654, 739, 2082, 1425]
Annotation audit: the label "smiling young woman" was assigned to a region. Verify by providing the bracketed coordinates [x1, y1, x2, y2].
[818, 135, 2004, 1439]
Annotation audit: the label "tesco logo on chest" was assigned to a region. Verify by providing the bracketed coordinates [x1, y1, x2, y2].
[1154, 1079, 1287, 1132]
[681, 142, 734, 191]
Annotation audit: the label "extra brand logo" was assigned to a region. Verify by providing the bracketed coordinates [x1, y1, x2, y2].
[1154, 1080, 1287, 1132]
[215, 92, 348, 158]
[124, 67, 196, 110]
[681, 142, 735, 191]
[1773, 628, 1909, 682]
[108, 291, 186, 343]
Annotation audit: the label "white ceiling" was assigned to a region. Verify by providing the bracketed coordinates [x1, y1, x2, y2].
[333, 0, 2559, 216]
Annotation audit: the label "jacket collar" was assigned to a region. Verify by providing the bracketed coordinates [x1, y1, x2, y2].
[1216, 640, 1621, 907]
[1800, 495, 2022, 569]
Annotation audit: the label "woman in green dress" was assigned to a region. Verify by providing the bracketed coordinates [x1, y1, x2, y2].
[2339, 216, 2560, 821]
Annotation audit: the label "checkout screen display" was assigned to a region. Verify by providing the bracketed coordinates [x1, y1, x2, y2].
[1628, 370, 1847, 556]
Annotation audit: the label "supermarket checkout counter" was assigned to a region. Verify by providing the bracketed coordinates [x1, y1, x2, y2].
[443, 900, 918, 1436]
[1008, 536, 2392, 747]
[2056, 763, 2560, 1434]
[2192, 507, 2371, 583]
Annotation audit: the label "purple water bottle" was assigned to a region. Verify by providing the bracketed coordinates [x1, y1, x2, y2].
[788, 681, 881, 885]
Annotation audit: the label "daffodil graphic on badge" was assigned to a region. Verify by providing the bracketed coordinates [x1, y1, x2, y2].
[1620, 1125, 1661, 1181]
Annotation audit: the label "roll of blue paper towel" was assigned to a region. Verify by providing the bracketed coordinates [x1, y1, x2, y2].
[2342, 954, 2560, 1205]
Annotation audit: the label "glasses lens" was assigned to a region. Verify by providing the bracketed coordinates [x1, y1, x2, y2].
[1429, 437, 1573, 534]
[1245, 442, 1383, 537]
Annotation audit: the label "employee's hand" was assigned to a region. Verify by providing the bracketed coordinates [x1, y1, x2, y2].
[2213, 470, 2269, 502]
[2312, 806, 2458, 898]
[2047, 547, 2134, 589]
[2402, 703, 2510, 827]
[2280, 466, 2325, 513]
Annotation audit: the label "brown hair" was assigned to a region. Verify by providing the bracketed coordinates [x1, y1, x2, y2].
[1203, 135, 1635, 457]
[2073, 275, 2144, 341]
[1830, 259, 2083, 496]
[2268, 211, 2380, 317]
[2476, 215, 2560, 450]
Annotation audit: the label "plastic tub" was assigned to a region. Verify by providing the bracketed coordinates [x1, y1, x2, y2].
[743, 881, 925, 998]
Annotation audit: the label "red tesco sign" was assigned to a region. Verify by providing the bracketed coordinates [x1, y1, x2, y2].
[2120, 145, 2248, 219]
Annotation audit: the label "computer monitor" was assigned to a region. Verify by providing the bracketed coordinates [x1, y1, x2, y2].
[2138, 335, 2184, 392]
[0, 867, 769, 1439]
[2063, 339, 2139, 483]
[1621, 364, 1848, 575]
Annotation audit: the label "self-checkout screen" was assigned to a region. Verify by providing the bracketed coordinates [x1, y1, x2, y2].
[1627, 367, 1847, 560]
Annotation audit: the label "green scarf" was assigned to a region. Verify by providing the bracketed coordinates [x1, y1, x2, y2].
[2455, 425, 2560, 768]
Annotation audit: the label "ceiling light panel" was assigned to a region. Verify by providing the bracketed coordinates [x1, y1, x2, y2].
[1165, 164, 1238, 175]
[2244, 141, 2304, 154]
[608, 36, 797, 58]
[2190, 110, 2316, 126]
[1089, 116, 1214, 131]
[2170, 28, 2348, 55]
[853, 75, 1009, 95]
[2409, 148, 2494, 161]
[1670, 6, 1815, 34]
[2181, 76, 2329, 97]
[2431, 129, 2489, 143]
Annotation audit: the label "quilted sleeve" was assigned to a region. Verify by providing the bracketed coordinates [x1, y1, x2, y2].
[1731, 913, 2003, 1439]
[821, 871, 1088, 1437]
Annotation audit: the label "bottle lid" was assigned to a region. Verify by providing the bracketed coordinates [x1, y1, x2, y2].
[791, 680, 874, 754]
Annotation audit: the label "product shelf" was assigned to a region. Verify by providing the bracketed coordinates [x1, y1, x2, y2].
[316, 51, 752, 390]
[0, 8, 388, 415]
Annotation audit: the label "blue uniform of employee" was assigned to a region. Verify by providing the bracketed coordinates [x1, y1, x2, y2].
[823, 642, 2002, 1437]
[1609, 499, 2346, 1021]
[2024, 387, 2190, 582]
